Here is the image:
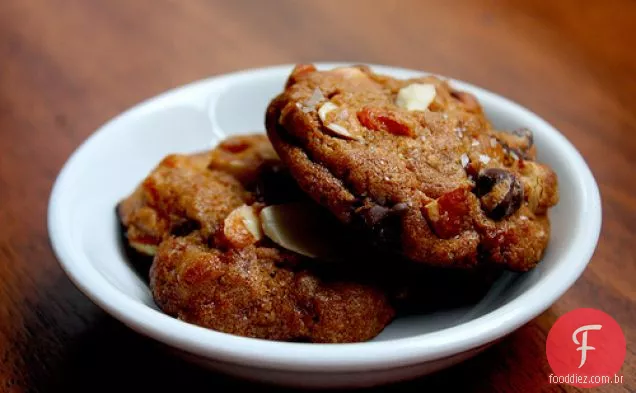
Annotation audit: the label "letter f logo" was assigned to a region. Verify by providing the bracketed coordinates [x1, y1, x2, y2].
[572, 324, 602, 368]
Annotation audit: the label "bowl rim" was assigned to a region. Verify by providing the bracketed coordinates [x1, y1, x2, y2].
[48, 62, 602, 373]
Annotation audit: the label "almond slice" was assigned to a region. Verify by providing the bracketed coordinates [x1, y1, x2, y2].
[260, 202, 346, 259]
[396, 83, 436, 111]
[304, 87, 325, 110]
[130, 242, 157, 256]
[318, 102, 359, 140]
[460, 153, 470, 168]
[325, 123, 358, 140]
[318, 102, 338, 123]
[223, 204, 263, 248]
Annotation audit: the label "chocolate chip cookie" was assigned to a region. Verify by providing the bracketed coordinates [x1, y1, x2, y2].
[118, 134, 395, 343]
[266, 64, 558, 271]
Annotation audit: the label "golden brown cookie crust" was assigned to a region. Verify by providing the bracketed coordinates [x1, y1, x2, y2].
[266, 65, 558, 271]
[118, 134, 395, 343]
[151, 234, 394, 343]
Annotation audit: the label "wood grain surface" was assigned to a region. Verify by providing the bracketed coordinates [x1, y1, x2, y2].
[0, 1, 634, 392]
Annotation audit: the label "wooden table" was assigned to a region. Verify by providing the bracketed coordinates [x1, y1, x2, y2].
[1, 1, 634, 391]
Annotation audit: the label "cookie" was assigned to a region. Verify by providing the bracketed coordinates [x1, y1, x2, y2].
[118, 134, 395, 343]
[266, 64, 558, 271]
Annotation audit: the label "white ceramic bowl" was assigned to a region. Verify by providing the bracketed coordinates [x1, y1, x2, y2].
[48, 63, 601, 388]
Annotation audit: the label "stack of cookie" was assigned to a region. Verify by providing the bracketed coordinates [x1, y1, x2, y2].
[118, 64, 558, 343]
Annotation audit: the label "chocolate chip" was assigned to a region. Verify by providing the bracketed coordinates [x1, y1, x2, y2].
[475, 168, 524, 220]
[254, 163, 305, 205]
[502, 144, 526, 160]
[475, 168, 502, 197]
[512, 127, 534, 147]
[170, 219, 201, 237]
[500, 128, 534, 160]
[365, 205, 391, 226]
[359, 202, 408, 226]
[353, 201, 405, 250]
[392, 202, 409, 213]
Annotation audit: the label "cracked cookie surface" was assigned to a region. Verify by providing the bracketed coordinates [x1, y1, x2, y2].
[266, 64, 558, 271]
